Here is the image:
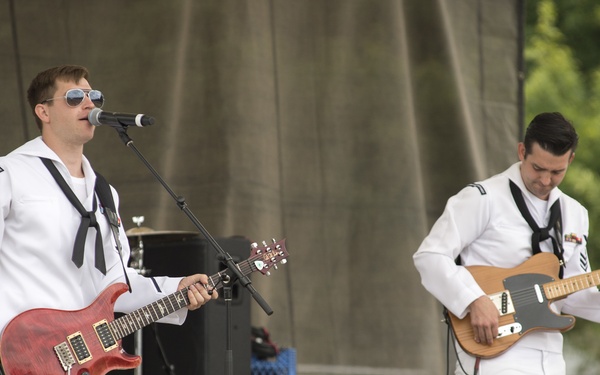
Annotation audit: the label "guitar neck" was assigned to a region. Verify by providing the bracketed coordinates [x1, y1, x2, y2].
[543, 269, 600, 300]
[109, 258, 256, 340]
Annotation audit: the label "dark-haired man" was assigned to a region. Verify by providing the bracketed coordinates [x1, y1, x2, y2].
[413, 112, 600, 374]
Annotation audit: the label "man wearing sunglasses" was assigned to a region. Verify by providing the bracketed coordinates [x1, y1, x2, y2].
[0, 65, 217, 373]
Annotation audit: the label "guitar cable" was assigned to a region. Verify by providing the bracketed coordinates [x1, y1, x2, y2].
[444, 308, 479, 375]
[202, 282, 218, 296]
[202, 271, 229, 296]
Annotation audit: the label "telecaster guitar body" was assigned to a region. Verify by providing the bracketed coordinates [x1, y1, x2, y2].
[447, 252, 599, 358]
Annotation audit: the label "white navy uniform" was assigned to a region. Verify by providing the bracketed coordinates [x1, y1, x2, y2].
[413, 162, 600, 374]
[0, 137, 186, 336]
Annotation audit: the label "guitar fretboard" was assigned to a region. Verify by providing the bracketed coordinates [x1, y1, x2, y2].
[543, 269, 600, 300]
[110, 289, 190, 339]
[109, 258, 257, 340]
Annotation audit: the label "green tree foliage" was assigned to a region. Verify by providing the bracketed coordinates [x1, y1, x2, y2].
[525, 0, 600, 369]
[526, 0, 600, 82]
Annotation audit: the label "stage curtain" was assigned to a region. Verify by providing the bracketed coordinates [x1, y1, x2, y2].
[0, 0, 521, 372]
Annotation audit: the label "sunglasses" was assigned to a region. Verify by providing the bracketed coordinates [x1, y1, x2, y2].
[41, 88, 105, 108]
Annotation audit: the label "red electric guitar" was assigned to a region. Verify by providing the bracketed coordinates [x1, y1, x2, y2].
[0, 239, 288, 375]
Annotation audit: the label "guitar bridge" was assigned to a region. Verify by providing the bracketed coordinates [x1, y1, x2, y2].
[488, 290, 515, 316]
[497, 322, 522, 338]
[54, 342, 76, 371]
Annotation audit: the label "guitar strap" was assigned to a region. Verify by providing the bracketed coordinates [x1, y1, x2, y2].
[509, 180, 565, 278]
[94, 171, 133, 292]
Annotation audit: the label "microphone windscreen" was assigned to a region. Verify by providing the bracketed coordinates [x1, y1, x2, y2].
[88, 108, 103, 126]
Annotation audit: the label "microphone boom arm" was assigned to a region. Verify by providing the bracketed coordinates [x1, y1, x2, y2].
[113, 126, 273, 315]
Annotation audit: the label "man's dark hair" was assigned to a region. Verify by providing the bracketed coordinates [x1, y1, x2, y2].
[523, 112, 579, 156]
[26, 65, 90, 131]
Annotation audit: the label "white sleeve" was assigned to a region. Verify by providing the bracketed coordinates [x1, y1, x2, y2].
[104, 185, 188, 325]
[559, 211, 600, 323]
[413, 186, 489, 318]
[0, 161, 10, 248]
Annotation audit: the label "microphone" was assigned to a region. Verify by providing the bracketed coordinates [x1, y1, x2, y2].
[88, 108, 155, 128]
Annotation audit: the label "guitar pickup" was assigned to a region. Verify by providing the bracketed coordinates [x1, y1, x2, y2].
[93, 320, 118, 352]
[67, 331, 92, 364]
[488, 290, 515, 316]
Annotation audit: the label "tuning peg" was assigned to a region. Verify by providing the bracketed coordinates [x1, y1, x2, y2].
[251, 242, 262, 254]
[281, 259, 287, 264]
[273, 264, 278, 270]
[272, 238, 277, 243]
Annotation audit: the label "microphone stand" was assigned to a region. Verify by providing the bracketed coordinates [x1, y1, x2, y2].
[150, 324, 177, 375]
[221, 272, 236, 375]
[112, 126, 273, 375]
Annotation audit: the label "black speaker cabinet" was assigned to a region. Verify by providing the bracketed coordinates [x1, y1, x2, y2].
[110, 235, 251, 375]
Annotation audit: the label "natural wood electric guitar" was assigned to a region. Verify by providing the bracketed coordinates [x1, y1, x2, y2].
[0, 239, 288, 375]
[447, 252, 600, 358]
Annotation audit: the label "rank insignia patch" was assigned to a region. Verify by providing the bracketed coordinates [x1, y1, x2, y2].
[581, 251, 589, 271]
[564, 233, 583, 244]
[467, 183, 486, 195]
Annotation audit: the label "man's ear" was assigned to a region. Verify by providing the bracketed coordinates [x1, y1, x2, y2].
[517, 142, 526, 161]
[34, 104, 50, 123]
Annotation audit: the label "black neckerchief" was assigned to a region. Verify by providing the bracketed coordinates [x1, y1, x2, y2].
[509, 180, 565, 278]
[40, 157, 107, 274]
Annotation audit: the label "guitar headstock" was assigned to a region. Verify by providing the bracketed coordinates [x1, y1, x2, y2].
[250, 238, 289, 276]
